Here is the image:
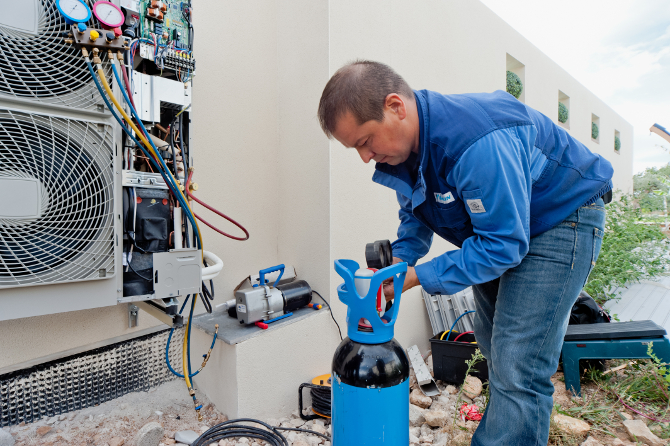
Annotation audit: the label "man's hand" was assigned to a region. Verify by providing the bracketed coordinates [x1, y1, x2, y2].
[382, 257, 420, 301]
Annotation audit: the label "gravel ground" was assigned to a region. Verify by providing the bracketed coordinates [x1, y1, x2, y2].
[3, 380, 228, 446]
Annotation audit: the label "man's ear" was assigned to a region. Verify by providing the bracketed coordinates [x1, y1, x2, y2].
[384, 93, 407, 120]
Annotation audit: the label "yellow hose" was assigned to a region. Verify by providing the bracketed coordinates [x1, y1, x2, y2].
[95, 64, 204, 255]
[440, 330, 458, 341]
[96, 63, 203, 421]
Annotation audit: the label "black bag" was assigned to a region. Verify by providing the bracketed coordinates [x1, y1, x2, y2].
[567, 290, 611, 372]
[569, 290, 611, 325]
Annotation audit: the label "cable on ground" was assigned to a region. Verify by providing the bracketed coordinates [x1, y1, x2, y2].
[192, 419, 330, 446]
[312, 290, 342, 341]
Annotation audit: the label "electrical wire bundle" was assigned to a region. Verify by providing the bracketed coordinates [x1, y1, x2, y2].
[192, 419, 330, 446]
[85, 47, 246, 421]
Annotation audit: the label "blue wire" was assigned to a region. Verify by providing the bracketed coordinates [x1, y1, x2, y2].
[187, 292, 196, 377]
[448, 310, 476, 336]
[109, 62, 201, 250]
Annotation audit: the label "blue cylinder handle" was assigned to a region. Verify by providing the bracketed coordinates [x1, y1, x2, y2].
[334, 259, 407, 344]
[258, 264, 285, 288]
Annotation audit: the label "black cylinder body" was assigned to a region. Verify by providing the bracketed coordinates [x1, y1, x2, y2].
[332, 337, 409, 388]
[277, 279, 312, 312]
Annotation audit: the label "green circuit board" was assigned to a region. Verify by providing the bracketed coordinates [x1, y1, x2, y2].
[139, 0, 192, 50]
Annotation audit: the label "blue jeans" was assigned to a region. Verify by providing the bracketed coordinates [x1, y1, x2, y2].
[470, 199, 606, 446]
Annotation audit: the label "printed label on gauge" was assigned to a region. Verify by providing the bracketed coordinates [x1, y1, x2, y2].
[237, 304, 247, 313]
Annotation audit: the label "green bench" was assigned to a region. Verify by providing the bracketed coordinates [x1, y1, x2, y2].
[561, 320, 670, 396]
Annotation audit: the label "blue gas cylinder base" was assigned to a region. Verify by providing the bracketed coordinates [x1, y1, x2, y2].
[332, 377, 409, 446]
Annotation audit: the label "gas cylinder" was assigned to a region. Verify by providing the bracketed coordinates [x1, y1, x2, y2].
[332, 259, 410, 446]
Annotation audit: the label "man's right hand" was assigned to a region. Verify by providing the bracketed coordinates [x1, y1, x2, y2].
[382, 257, 420, 301]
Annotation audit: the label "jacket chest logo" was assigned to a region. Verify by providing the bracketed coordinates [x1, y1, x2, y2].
[434, 192, 455, 205]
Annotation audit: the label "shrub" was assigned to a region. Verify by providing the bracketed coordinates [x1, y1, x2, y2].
[558, 102, 569, 123]
[592, 122, 599, 140]
[506, 71, 523, 99]
[584, 193, 670, 304]
[614, 135, 621, 152]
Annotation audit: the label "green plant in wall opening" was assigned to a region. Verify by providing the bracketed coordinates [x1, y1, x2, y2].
[506, 71, 523, 99]
[592, 122, 600, 140]
[615, 136, 621, 152]
[558, 102, 569, 124]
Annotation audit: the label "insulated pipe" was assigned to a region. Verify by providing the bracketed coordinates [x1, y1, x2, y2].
[202, 250, 223, 281]
[174, 207, 183, 249]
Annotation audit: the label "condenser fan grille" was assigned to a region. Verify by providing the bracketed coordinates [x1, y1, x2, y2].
[0, 110, 115, 287]
[0, 0, 112, 109]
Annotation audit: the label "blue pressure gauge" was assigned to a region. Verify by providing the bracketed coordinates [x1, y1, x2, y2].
[56, 0, 92, 25]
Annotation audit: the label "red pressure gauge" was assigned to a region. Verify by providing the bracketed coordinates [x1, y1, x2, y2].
[92, 1, 124, 30]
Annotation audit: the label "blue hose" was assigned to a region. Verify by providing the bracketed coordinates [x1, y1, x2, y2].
[87, 60, 197, 244]
[164, 294, 218, 378]
[449, 310, 476, 336]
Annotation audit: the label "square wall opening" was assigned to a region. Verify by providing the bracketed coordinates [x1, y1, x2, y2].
[506, 53, 525, 103]
[614, 129, 621, 154]
[558, 90, 570, 129]
[591, 114, 600, 144]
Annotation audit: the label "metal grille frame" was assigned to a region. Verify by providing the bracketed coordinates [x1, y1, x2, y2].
[0, 0, 113, 111]
[0, 109, 115, 287]
[0, 328, 184, 427]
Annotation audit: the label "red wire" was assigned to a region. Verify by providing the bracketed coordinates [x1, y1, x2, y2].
[185, 170, 250, 241]
[453, 331, 474, 342]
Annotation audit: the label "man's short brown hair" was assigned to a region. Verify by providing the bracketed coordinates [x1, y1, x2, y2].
[317, 60, 413, 139]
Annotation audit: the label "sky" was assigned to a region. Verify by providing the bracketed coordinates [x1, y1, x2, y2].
[479, 0, 670, 174]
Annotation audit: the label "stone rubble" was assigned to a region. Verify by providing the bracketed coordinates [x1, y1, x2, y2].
[0, 429, 15, 446]
[622, 419, 666, 446]
[462, 376, 483, 400]
[553, 413, 591, 436]
[135, 422, 164, 446]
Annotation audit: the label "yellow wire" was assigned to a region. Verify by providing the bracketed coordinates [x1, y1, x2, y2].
[95, 65, 204, 256]
[440, 330, 458, 341]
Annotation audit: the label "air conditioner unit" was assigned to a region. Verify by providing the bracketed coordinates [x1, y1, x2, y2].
[0, 0, 201, 322]
[0, 0, 113, 112]
[0, 0, 122, 321]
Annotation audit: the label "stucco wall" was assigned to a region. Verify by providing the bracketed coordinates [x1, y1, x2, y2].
[0, 0, 633, 381]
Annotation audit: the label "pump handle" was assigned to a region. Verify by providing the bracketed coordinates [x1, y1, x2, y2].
[258, 264, 285, 288]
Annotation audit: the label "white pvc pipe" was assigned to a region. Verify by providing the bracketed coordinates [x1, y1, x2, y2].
[201, 250, 223, 281]
[173, 207, 183, 249]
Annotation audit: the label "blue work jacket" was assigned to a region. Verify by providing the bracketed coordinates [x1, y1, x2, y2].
[373, 90, 613, 295]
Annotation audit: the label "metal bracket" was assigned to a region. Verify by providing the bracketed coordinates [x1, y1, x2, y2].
[128, 304, 139, 328]
[135, 300, 184, 328]
[407, 345, 440, 397]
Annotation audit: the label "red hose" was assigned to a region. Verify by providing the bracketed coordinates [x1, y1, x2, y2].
[121, 62, 137, 110]
[453, 331, 474, 342]
[185, 170, 250, 241]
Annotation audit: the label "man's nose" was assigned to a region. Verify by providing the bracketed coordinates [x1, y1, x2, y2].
[356, 147, 374, 163]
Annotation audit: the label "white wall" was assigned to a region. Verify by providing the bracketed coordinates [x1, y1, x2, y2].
[327, 0, 633, 354]
[0, 0, 632, 386]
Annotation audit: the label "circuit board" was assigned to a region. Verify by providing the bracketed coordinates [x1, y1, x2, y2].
[138, 0, 192, 50]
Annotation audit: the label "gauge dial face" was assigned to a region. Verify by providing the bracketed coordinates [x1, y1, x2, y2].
[57, 0, 92, 22]
[92, 1, 124, 28]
